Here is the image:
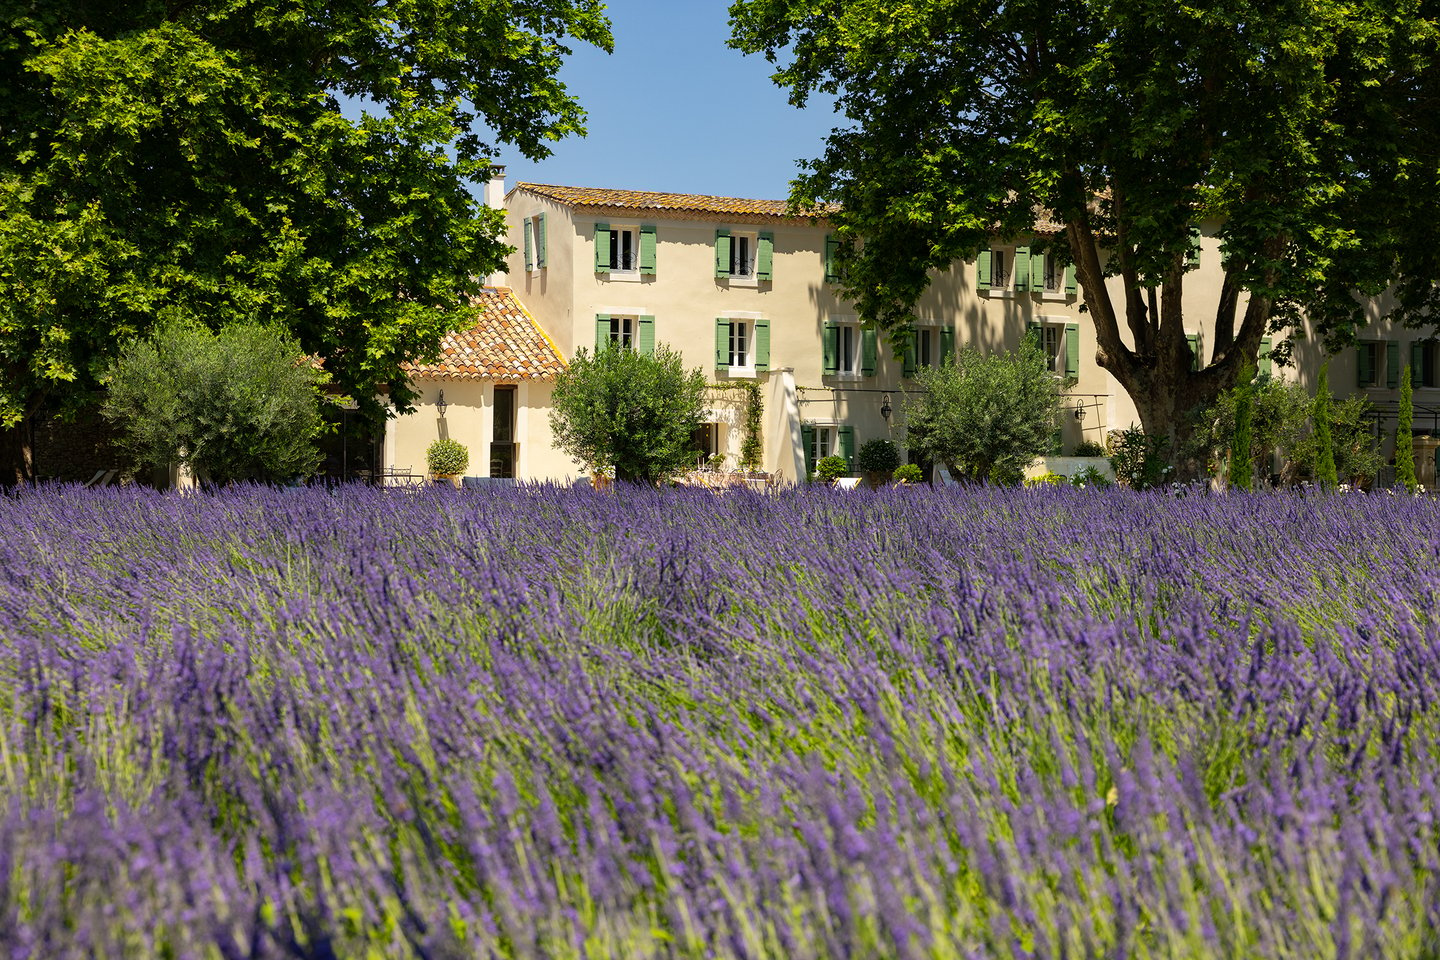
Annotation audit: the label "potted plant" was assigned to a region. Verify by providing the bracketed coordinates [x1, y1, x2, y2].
[893, 463, 924, 485]
[815, 454, 850, 486]
[426, 438, 469, 487]
[855, 438, 901, 489]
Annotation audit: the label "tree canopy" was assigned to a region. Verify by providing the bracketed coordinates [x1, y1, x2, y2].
[730, 0, 1440, 445]
[0, 0, 611, 481]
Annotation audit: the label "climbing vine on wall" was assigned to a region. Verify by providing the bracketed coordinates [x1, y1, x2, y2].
[708, 381, 765, 471]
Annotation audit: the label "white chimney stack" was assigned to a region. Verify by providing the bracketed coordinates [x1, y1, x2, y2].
[484, 165, 507, 288]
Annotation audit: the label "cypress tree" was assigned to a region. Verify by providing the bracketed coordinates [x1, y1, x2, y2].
[1397, 364, 1418, 493]
[1312, 363, 1339, 489]
[1228, 366, 1255, 491]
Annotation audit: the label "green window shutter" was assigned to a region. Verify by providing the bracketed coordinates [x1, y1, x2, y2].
[1050, 427, 1064, 455]
[824, 234, 840, 282]
[823, 321, 839, 375]
[838, 425, 856, 468]
[757, 231, 774, 281]
[638, 316, 655, 357]
[595, 315, 610, 351]
[1026, 320, 1041, 346]
[537, 213, 548, 267]
[939, 327, 955, 366]
[1030, 250, 1045, 294]
[639, 224, 657, 276]
[1064, 264, 1077, 296]
[1186, 333, 1200, 371]
[801, 424, 816, 475]
[1065, 323, 1080, 377]
[903, 337, 917, 378]
[1013, 246, 1030, 291]
[1409, 341, 1422, 384]
[715, 229, 731, 278]
[1357, 343, 1373, 387]
[976, 249, 992, 291]
[594, 223, 610, 274]
[755, 319, 771, 372]
[715, 318, 729, 368]
[523, 219, 534, 272]
[1260, 337, 1272, 377]
[1187, 227, 1201, 269]
[861, 327, 878, 376]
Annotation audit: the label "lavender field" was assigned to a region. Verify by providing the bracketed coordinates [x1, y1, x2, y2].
[2, 483, 1439, 958]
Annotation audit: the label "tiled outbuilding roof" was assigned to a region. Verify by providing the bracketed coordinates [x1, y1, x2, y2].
[404, 287, 565, 382]
[512, 182, 833, 224]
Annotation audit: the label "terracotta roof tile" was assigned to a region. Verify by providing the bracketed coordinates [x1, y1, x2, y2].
[404, 288, 565, 383]
[512, 182, 834, 224]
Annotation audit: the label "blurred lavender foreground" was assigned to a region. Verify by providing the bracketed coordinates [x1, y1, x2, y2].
[3, 483, 1440, 958]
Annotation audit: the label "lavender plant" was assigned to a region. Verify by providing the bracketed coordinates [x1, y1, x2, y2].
[3, 482, 1440, 958]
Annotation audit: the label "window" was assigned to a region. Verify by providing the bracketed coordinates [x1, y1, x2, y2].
[979, 245, 1074, 297]
[522, 213, 547, 272]
[490, 385, 517, 478]
[1414, 340, 1438, 388]
[801, 423, 855, 474]
[1043, 255, 1062, 294]
[1356, 340, 1382, 388]
[595, 314, 655, 354]
[824, 320, 876, 377]
[716, 229, 774, 283]
[1028, 320, 1079, 378]
[991, 249, 1010, 288]
[714, 316, 770, 373]
[903, 325, 954, 376]
[595, 223, 655, 278]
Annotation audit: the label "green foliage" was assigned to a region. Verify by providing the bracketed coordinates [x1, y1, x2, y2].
[1025, 471, 1065, 487]
[730, 0, 1440, 440]
[855, 438, 901, 475]
[893, 463, 923, 484]
[0, 1, 612, 478]
[1070, 466, 1112, 489]
[740, 381, 764, 472]
[1108, 426, 1172, 490]
[426, 438, 469, 477]
[101, 321, 325, 484]
[1398, 365, 1418, 493]
[1073, 440, 1105, 458]
[1228, 367, 1256, 491]
[903, 338, 1061, 484]
[815, 455, 850, 484]
[549, 345, 708, 485]
[1312, 364, 1339, 490]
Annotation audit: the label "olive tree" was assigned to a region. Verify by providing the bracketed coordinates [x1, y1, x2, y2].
[549, 345, 708, 485]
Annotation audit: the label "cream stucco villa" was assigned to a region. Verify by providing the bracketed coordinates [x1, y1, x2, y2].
[380, 171, 1436, 485]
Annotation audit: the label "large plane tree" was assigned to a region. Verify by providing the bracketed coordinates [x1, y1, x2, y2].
[730, 0, 1440, 447]
[0, 0, 610, 483]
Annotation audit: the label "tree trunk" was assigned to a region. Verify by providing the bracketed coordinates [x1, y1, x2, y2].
[0, 417, 36, 487]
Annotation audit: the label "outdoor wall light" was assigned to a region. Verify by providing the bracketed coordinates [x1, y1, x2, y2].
[436, 389, 448, 418]
[880, 393, 893, 421]
[1074, 400, 1087, 421]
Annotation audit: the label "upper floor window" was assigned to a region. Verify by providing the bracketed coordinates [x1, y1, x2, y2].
[978, 245, 1074, 297]
[1356, 340, 1382, 388]
[522, 213, 547, 272]
[1028, 320, 1079, 378]
[595, 223, 655, 279]
[595, 314, 655, 355]
[716, 228, 773, 284]
[1413, 340, 1438, 388]
[903, 325, 955, 377]
[714, 316, 770, 375]
[824, 319, 876, 377]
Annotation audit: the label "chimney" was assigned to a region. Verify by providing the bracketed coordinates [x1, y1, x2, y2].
[484, 165, 507, 288]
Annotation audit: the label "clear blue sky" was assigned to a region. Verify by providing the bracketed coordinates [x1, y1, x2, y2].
[495, 1, 839, 202]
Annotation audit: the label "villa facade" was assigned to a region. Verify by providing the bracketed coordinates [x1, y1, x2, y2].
[383, 172, 1430, 484]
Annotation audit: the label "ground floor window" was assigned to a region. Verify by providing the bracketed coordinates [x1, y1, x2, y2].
[490, 385, 517, 478]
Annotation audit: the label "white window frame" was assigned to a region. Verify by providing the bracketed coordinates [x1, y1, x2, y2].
[913, 324, 939, 371]
[809, 423, 838, 465]
[836, 320, 862, 378]
[721, 310, 761, 377]
[603, 224, 641, 281]
[608, 315, 636, 350]
[526, 214, 545, 275]
[1040, 254, 1067, 299]
[988, 247, 1014, 298]
[725, 230, 759, 287]
[1037, 320, 1067, 377]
